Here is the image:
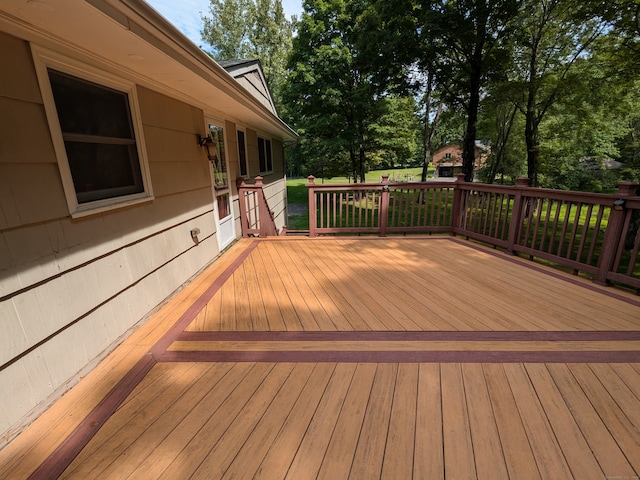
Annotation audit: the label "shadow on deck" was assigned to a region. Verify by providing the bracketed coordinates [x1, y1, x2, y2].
[1, 237, 640, 479]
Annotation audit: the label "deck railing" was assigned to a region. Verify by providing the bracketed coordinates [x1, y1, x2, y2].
[237, 176, 279, 237]
[307, 174, 640, 290]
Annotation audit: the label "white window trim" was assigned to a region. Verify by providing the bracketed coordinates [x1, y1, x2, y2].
[31, 44, 153, 218]
[257, 134, 274, 174]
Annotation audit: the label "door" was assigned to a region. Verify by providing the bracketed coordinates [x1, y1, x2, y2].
[206, 120, 235, 249]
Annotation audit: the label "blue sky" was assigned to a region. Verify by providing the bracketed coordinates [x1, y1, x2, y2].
[146, 0, 302, 48]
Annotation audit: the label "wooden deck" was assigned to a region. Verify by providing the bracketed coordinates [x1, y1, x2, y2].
[1, 237, 639, 479]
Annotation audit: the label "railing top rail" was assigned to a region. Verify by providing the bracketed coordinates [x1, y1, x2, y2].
[238, 184, 265, 191]
[455, 182, 640, 205]
[305, 173, 639, 208]
[305, 175, 639, 207]
[306, 180, 459, 190]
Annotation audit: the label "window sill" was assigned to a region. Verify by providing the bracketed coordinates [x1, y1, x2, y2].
[70, 194, 154, 219]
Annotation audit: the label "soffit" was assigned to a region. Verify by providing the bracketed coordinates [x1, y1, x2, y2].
[0, 0, 297, 141]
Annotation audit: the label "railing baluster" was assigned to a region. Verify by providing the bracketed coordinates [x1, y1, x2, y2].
[556, 202, 570, 258]
[586, 206, 604, 265]
[625, 218, 640, 277]
[548, 200, 562, 254]
[539, 198, 553, 252]
[437, 188, 443, 227]
[343, 191, 348, 228]
[613, 211, 632, 273]
[567, 203, 583, 261]
[575, 204, 593, 263]
[487, 192, 495, 237]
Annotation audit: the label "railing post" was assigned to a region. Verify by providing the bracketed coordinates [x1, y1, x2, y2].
[379, 174, 390, 237]
[595, 181, 637, 285]
[252, 176, 266, 237]
[507, 177, 530, 253]
[254, 176, 278, 237]
[307, 176, 317, 237]
[451, 173, 466, 234]
[236, 177, 250, 238]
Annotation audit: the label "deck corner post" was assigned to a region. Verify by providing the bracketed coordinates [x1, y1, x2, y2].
[236, 178, 250, 238]
[595, 181, 637, 285]
[451, 174, 466, 233]
[307, 176, 317, 237]
[507, 176, 530, 253]
[379, 179, 390, 237]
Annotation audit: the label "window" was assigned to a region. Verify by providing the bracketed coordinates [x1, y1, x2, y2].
[48, 70, 144, 204]
[444, 153, 452, 159]
[33, 46, 152, 217]
[237, 130, 248, 177]
[258, 137, 273, 173]
[207, 123, 227, 188]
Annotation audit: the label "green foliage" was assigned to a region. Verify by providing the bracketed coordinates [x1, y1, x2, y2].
[283, 0, 406, 182]
[201, 0, 293, 105]
[368, 96, 422, 169]
[199, 0, 640, 193]
[414, 0, 522, 181]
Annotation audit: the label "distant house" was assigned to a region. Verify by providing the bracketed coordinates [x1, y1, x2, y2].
[433, 143, 489, 177]
[0, 0, 296, 442]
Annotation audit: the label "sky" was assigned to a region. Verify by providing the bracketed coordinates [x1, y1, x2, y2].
[146, 0, 302, 48]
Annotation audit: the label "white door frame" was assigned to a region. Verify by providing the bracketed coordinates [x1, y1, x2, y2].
[205, 118, 235, 250]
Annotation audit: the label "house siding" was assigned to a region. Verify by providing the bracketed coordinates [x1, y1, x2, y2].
[0, 32, 224, 440]
[235, 71, 273, 111]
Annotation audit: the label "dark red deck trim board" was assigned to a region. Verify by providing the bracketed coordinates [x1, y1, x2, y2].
[159, 350, 640, 364]
[27, 354, 156, 480]
[150, 240, 259, 358]
[176, 330, 640, 342]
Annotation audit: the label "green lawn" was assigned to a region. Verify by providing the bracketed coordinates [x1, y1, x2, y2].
[286, 168, 427, 230]
[287, 168, 426, 202]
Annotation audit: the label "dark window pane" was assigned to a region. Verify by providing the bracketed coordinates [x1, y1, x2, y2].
[238, 131, 247, 176]
[49, 70, 134, 139]
[217, 193, 230, 220]
[65, 142, 143, 203]
[258, 137, 266, 172]
[47, 69, 144, 205]
[266, 139, 273, 171]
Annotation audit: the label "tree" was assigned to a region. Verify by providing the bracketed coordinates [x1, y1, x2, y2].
[369, 96, 422, 169]
[509, 0, 609, 185]
[477, 95, 523, 183]
[201, 0, 252, 58]
[415, 0, 522, 181]
[201, 0, 293, 106]
[417, 71, 444, 181]
[283, 0, 388, 182]
[536, 38, 640, 190]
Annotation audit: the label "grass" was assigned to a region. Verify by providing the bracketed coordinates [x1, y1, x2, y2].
[286, 168, 427, 230]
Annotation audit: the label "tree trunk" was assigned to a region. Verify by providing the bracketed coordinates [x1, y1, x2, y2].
[421, 72, 442, 182]
[358, 118, 366, 182]
[525, 90, 539, 186]
[462, 72, 481, 182]
[350, 147, 357, 184]
[487, 104, 517, 184]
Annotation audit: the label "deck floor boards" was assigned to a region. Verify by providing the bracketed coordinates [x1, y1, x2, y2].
[1, 237, 639, 479]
